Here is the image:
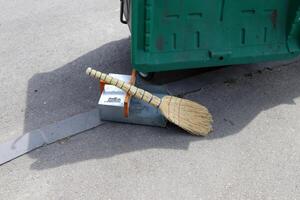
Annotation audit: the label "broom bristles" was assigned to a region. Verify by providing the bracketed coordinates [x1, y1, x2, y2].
[159, 96, 213, 136]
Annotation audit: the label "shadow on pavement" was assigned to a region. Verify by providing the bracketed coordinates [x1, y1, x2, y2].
[24, 37, 300, 170]
[24, 38, 132, 132]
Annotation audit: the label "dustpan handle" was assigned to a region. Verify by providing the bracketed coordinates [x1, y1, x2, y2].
[86, 68, 161, 108]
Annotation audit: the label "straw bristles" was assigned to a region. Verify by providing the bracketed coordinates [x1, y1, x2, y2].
[159, 96, 213, 136]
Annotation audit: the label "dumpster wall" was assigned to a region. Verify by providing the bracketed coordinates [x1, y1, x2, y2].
[124, 0, 300, 72]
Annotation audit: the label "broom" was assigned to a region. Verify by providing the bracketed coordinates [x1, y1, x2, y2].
[86, 68, 213, 136]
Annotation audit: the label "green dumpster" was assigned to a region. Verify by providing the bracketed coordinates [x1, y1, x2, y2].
[120, 0, 300, 73]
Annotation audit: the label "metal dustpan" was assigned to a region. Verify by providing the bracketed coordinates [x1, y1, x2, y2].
[98, 72, 167, 127]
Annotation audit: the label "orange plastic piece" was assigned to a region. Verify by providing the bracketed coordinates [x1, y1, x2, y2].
[100, 80, 105, 94]
[124, 70, 137, 117]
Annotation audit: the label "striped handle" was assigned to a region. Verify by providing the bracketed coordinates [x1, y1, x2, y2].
[86, 68, 162, 108]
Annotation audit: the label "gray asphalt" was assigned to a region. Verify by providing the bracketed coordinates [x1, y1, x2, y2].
[0, 1, 299, 199]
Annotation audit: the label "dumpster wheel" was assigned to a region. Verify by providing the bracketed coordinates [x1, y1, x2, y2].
[138, 71, 154, 81]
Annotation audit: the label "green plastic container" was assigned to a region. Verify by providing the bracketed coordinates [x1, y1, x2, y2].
[121, 0, 300, 73]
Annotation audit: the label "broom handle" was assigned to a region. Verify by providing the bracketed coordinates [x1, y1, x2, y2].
[86, 68, 162, 108]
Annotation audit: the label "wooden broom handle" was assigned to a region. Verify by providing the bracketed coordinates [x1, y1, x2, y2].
[86, 68, 162, 108]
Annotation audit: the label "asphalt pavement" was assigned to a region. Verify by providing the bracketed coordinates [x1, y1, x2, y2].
[0, 1, 299, 199]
